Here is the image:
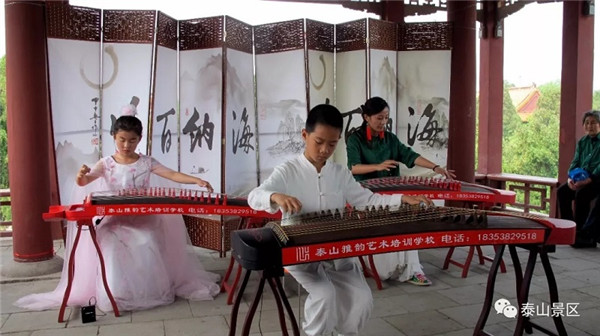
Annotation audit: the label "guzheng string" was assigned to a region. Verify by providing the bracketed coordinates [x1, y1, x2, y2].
[267, 205, 548, 245]
[267, 205, 484, 245]
[89, 188, 221, 205]
[360, 176, 462, 191]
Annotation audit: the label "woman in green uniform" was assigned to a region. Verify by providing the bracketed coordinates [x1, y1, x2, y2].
[346, 96, 455, 285]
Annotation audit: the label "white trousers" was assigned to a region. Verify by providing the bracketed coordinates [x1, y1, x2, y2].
[285, 258, 372, 336]
[372, 250, 423, 281]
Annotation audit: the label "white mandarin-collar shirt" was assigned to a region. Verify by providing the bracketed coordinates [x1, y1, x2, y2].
[248, 154, 404, 220]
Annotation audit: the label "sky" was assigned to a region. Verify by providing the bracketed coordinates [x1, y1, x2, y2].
[0, 0, 598, 89]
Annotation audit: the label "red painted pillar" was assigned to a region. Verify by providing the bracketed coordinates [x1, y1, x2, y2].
[477, 1, 504, 175]
[447, 0, 477, 182]
[382, 0, 404, 23]
[5, 0, 55, 261]
[558, 1, 594, 184]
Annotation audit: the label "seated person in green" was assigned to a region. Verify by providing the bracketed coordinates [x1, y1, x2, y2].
[558, 110, 600, 248]
[346, 96, 456, 285]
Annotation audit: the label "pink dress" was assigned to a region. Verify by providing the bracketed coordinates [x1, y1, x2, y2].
[15, 155, 220, 312]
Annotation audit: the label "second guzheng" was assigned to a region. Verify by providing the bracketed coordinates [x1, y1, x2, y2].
[359, 176, 516, 204]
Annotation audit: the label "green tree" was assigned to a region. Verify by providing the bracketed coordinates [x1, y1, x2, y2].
[502, 81, 522, 141]
[0, 55, 10, 222]
[593, 90, 600, 110]
[503, 82, 560, 178]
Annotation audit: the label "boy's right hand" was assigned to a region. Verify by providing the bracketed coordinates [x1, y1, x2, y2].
[270, 193, 302, 214]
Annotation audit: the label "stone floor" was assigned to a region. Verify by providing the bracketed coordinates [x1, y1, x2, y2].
[1, 237, 600, 336]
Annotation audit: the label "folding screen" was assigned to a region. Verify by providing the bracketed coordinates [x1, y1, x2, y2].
[150, 12, 179, 170]
[223, 17, 258, 196]
[44, 3, 454, 255]
[46, 3, 101, 204]
[334, 19, 367, 166]
[45, 4, 454, 203]
[179, 17, 223, 193]
[255, 20, 308, 182]
[100, 10, 155, 157]
[397, 22, 452, 176]
[368, 19, 398, 134]
[306, 20, 334, 109]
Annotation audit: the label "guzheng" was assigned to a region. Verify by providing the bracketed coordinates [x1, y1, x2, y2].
[359, 176, 516, 204]
[43, 187, 280, 221]
[228, 206, 575, 336]
[231, 205, 574, 271]
[42, 187, 280, 323]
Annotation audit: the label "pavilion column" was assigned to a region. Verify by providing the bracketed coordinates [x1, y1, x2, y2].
[558, 1, 594, 183]
[4, 0, 61, 275]
[447, 0, 477, 182]
[477, 1, 504, 175]
[381, 0, 404, 23]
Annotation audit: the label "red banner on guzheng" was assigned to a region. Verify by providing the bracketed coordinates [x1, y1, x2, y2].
[281, 229, 546, 265]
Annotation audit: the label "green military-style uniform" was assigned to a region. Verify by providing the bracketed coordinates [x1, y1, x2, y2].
[569, 133, 600, 180]
[346, 126, 420, 181]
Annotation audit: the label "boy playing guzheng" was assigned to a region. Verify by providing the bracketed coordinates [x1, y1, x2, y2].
[248, 104, 433, 336]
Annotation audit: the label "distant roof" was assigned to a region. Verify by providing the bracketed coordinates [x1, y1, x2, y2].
[508, 84, 541, 121]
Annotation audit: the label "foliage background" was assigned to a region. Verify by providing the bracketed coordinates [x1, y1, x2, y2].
[1, 56, 10, 223]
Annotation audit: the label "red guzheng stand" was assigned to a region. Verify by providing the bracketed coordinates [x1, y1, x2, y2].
[229, 206, 575, 336]
[42, 188, 280, 323]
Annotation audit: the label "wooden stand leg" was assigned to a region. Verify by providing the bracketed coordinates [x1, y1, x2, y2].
[442, 247, 455, 269]
[229, 269, 301, 336]
[269, 276, 300, 336]
[58, 221, 119, 323]
[473, 244, 506, 335]
[444, 245, 506, 278]
[539, 248, 568, 336]
[242, 274, 267, 336]
[88, 224, 120, 317]
[229, 269, 252, 336]
[222, 218, 253, 305]
[221, 256, 243, 305]
[511, 246, 567, 336]
[443, 246, 476, 278]
[58, 223, 82, 323]
[358, 255, 383, 290]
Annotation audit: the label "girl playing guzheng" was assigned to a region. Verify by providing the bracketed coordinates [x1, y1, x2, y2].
[248, 104, 433, 336]
[346, 96, 456, 286]
[15, 113, 220, 313]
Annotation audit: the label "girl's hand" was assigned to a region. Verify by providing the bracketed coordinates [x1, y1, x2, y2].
[76, 164, 91, 184]
[377, 160, 398, 171]
[270, 193, 302, 214]
[197, 179, 214, 193]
